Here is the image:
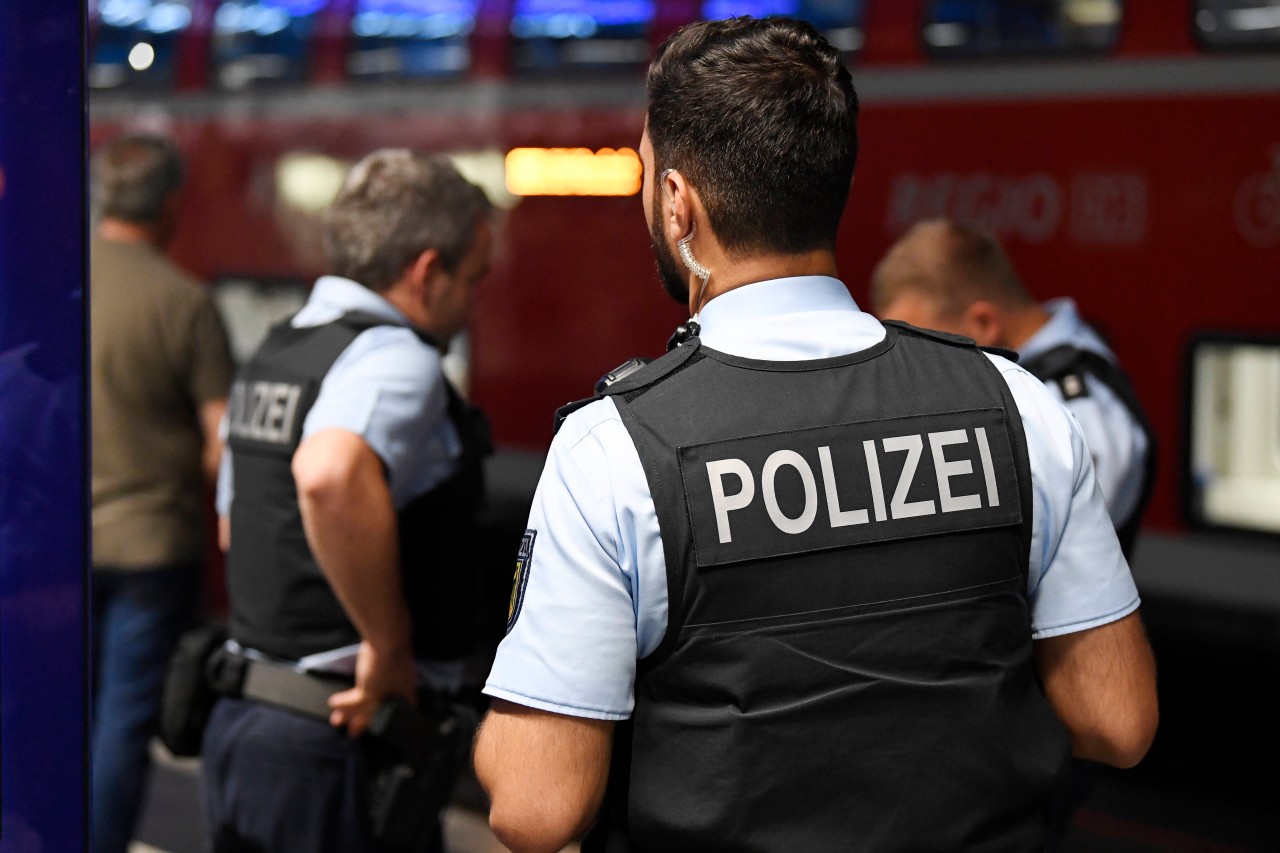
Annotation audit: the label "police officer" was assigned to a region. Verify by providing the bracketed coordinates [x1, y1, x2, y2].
[871, 219, 1156, 558]
[205, 150, 493, 852]
[473, 17, 1158, 853]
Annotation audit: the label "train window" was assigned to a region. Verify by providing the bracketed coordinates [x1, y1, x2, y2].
[210, 0, 326, 90]
[1196, 1, 1280, 47]
[89, 0, 194, 90]
[348, 0, 477, 78]
[922, 0, 1122, 57]
[1187, 334, 1280, 537]
[701, 0, 865, 54]
[510, 0, 654, 72]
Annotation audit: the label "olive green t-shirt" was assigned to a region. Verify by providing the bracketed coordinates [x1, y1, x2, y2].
[91, 235, 233, 568]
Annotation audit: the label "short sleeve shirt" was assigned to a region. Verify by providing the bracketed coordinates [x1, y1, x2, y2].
[485, 277, 1140, 721]
[216, 276, 462, 515]
[1019, 298, 1149, 527]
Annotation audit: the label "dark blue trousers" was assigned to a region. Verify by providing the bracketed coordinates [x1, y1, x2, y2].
[202, 697, 443, 853]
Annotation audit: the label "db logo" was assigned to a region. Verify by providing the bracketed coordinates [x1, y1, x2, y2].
[1235, 148, 1280, 248]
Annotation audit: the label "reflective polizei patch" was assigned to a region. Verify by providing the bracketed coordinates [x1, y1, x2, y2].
[678, 408, 1023, 567]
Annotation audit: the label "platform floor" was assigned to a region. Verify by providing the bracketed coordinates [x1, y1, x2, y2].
[135, 646, 1277, 853]
[133, 532, 1280, 853]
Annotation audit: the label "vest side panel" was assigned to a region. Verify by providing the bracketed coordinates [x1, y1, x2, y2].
[226, 322, 370, 659]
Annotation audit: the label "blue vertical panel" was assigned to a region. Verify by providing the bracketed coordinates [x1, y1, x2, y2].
[0, 0, 89, 850]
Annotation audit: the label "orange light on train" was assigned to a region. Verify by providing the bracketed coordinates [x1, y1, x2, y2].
[504, 148, 642, 197]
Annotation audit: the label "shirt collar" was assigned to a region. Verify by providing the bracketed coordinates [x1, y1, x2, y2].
[297, 275, 411, 328]
[1019, 297, 1113, 361]
[697, 276, 860, 331]
[693, 276, 883, 361]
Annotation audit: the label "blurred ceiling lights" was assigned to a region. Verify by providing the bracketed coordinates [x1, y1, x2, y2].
[128, 42, 156, 70]
[276, 150, 520, 213]
[505, 148, 641, 197]
[276, 153, 350, 213]
[1063, 0, 1121, 27]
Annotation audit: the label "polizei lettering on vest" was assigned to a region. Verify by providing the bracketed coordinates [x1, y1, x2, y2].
[680, 409, 1021, 567]
[706, 428, 1002, 543]
[228, 379, 304, 445]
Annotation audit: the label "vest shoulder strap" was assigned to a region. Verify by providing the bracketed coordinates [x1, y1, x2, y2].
[881, 319, 976, 348]
[882, 320, 1020, 363]
[553, 342, 703, 434]
[252, 310, 427, 366]
[1020, 344, 1145, 423]
[1020, 343, 1089, 382]
[1020, 343, 1157, 555]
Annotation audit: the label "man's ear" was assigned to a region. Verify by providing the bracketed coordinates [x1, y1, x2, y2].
[661, 169, 695, 243]
[963, 300, 1004, 348]
[408, 248, 445, 304]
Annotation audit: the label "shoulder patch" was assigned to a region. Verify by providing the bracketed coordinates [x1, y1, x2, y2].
[506, 529, 537, 633]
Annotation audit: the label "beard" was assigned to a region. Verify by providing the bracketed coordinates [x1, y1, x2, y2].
[650, 195, 688, 306]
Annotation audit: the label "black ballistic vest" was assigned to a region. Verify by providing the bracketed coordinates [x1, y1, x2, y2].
[583, 322, 1070, 853]
[226, 312, 490, 662]
[1019, 344, 1157, 559]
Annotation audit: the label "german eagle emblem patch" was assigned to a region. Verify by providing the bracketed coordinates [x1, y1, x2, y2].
[506, 529, 537, 633]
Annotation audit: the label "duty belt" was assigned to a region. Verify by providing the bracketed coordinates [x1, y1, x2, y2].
[208, 646, 352, 720]
[204, 643, 480, 851]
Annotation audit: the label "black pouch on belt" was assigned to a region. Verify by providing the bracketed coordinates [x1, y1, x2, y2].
[362, 692, 479, 852]
[157, 621, 229, 758]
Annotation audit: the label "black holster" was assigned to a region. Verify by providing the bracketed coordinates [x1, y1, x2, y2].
[157, 621, 229, 758]
[362, 692, 479, 852]
[163, 624, 475, 853]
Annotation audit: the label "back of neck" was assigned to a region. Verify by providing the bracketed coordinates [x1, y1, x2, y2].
[693, 249, 838, 315]
[1003, 304, 1052, 351]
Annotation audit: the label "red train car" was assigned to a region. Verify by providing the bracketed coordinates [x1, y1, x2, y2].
[89, 0, 1280, 543]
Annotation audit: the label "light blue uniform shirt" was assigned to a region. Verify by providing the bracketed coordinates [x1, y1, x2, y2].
[485, 276, 1140, 721]
[1020, 298, 1149, 528]
[216, 275, 462, 516]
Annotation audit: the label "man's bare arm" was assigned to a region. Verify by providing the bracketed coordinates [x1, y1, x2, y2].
[474, 699, 615, 853]
[198, 398, 227, 485]
[1034, 611, 1158, 768]
[292, 428, 416, 737]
